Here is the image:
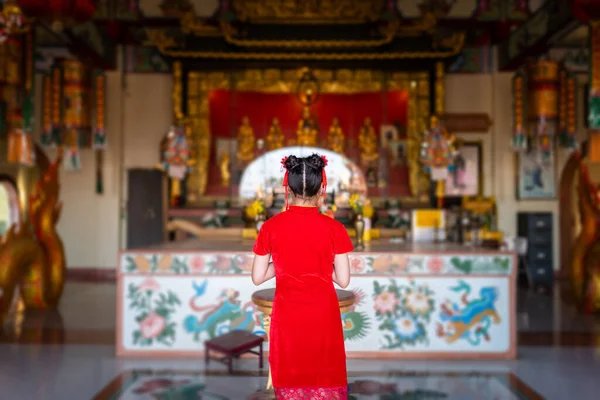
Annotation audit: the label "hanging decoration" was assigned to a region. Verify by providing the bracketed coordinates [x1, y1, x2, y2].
[512, 71, 527, 151]
[93, 71, 107, 194]
[511, 60, 577, 160]
[41, 59, 107, 179]
[41, 74, 52, 146]
[161, 124, 192, 207]
[528, 60, 558, 160]
[559, 70, 577, 150]
[0, 1, 27, 42]
[589, 21, 600, 163]
[62, 59, 91, 147]
[50, 65, 63, 146]
[20, 28, 35, 165]
[93, 71, 106, 149]
[63, 129, 81, 171]
[420, 115, 456, 208]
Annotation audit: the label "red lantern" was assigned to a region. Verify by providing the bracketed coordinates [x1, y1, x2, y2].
[17, 0, 97, 29]
[570, 0, 600, 23]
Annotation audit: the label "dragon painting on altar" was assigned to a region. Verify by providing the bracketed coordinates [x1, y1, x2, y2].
[0, 149, 66, 321]
[183, 280, 266, 341]
[436, 280, 500, 346]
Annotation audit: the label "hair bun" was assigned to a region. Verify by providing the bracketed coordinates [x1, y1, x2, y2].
[306, 153, 326, 170]
[284, 155, 302, 170]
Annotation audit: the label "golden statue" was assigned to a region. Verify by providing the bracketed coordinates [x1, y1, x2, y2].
[265, 117, 285, 150]
[220, 153, 231, 187]
[328, 117, 345, 154]
[358, 117, 378, 164]
[0, 149, 66, 321]
[297, 107, 319, 147]
[236, 116, 255, 162]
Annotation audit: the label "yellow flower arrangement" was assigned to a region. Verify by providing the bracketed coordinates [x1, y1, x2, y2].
[362, 204, 374, 218]
[245, 199, 265, 220]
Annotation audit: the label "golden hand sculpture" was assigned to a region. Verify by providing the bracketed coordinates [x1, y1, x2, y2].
[358, 117, 378, 164]
[266, 118, 285, 151]
[328, 117, 345, 154]
[236, 116, 255, 162]
[296, 107, 319, 147]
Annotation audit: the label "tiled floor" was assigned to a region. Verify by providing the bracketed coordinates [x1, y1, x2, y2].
[0, 282, 599, 399]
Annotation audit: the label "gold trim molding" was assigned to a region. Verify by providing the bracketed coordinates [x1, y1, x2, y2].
[148, 28, 464, 60]
[183, 69, 431, 205]
[230, 0, 385, 24]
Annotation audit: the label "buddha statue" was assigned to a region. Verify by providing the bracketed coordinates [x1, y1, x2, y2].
[328, 117, 345, 154]
[358, 117, 378, 165]
[236, 116, 255, 162]
[296, 106, 319, 147]
[220, 153, 231, 187]
[265, 117, 285, 150]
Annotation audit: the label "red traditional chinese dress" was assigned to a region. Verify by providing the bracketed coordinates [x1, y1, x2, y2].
[253, 206, 353, 399]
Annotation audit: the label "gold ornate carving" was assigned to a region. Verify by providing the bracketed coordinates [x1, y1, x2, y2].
[435, 61, 444, 116]
[148, 28, 465, 60]
[184, 69, 431, 204]
[172, 61, 183, 120]
[179, 12, 222, 36]
[0, 150, 66, 321]
[230, 0, 385, 23]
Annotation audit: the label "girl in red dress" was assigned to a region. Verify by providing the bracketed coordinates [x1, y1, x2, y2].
[252, 154, 352, 399]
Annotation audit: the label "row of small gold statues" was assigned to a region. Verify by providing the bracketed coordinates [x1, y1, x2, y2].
[237, 106, 379, 164]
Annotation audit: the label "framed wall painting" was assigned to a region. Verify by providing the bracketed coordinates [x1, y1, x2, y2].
[517, 151, 556, 199]
[444, 141, 482, 197]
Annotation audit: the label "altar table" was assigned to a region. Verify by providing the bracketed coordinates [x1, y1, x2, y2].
[116, 239, 517, 359]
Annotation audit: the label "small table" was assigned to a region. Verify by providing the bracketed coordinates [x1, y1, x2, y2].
[251, 288, 356, 390]
[204, 330, 264, 374]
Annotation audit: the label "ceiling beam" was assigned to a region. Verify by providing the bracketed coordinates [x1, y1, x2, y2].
[38, 23, 116, 70]
[497, 0, 578, 71]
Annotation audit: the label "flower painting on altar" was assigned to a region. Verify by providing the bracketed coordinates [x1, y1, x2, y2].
[373, 280, 435, 349]
[127, 279, 181, 347]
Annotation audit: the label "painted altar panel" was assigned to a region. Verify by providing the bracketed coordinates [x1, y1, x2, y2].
[120, 251, 514, 275]
[118, 274, 513, 357]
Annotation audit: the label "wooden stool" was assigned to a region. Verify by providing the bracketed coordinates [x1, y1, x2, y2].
[204, 330, 264, 374]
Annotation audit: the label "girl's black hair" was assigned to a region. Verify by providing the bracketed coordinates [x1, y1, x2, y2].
[284, 153, 325, 198]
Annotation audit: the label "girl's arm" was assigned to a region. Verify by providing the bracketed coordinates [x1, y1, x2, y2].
[332, 253, 351, 288]
[252, 254, 275, 286]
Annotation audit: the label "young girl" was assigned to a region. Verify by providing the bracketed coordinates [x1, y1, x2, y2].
[251, 154, 352, 399]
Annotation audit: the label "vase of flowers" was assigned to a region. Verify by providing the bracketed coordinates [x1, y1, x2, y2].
[349, 194, 375, 249]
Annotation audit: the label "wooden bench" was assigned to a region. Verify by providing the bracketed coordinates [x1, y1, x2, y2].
[204, 330, 264, 373]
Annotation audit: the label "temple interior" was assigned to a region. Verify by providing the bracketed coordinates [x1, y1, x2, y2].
[0, 0, 599, 399]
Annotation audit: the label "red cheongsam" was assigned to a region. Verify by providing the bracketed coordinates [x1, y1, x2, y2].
[253, 206, 354, 399]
